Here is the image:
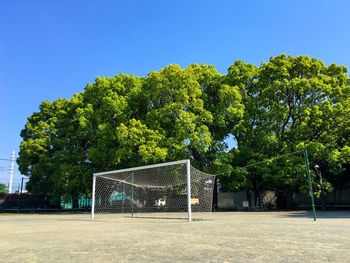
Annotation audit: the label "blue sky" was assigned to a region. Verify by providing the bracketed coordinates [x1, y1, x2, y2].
[0, 0, 349, 190]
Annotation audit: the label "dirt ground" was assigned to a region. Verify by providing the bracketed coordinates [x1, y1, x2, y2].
[1, 211, 350, 263]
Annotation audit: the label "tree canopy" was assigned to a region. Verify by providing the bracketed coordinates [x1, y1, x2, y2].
[17, 55, 350, 207]
[0, 183, 8, 194]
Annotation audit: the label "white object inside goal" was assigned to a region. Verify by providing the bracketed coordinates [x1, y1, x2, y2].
[91, 159, 215, 221]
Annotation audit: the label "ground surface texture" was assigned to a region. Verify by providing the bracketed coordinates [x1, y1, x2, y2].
[1, 211, 350, 263]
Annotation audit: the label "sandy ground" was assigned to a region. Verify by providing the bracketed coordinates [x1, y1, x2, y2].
[1, 211, 350, 263]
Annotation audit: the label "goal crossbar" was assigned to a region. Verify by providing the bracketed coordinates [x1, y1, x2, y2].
[93, 160, 188, 177]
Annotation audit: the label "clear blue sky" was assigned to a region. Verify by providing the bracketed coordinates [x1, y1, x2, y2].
[0, 0, 349, 190]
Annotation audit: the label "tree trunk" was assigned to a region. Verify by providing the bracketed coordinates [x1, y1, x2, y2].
[212, 177, 218, 211]
[246, 189, 252, 206]
[284, 189, 294, 210]
[253, 180, 261, 207]
[72, 194, 79, 209]
[276, 191, 286, 209]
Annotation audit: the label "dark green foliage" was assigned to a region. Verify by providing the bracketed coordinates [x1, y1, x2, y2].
[17, 55, 350, 207]
[0, 183, 8, 194]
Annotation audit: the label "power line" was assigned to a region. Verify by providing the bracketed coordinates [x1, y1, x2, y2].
[215, 150, 304, 176]
[233, 150, 304, 171]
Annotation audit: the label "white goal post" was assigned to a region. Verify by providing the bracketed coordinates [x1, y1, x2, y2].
[91, 159, 215, 221]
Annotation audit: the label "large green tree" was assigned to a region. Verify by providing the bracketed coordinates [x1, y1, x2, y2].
[17, 64, 244, 206]
[18, 95, 94, 207]
[224, 55, 350, 207]
[17, 55, 350, 208]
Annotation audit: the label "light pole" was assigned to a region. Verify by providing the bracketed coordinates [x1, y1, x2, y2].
[314, 165, 326, 210]
[9, 151, 15, 194]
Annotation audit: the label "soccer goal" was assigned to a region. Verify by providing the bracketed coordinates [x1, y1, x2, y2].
[91, 160, 215, 221]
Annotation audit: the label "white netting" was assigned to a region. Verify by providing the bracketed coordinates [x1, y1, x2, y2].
[92, 161, 215, 220]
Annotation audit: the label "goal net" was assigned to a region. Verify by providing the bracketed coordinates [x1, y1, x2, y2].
[91, 160, 215, 221]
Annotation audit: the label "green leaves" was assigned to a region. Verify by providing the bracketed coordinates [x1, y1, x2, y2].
[116, 119, 168, 164]
[0, 183, 8, 193]
[17, 55, 350, 207]
[226, 54, 350, 205]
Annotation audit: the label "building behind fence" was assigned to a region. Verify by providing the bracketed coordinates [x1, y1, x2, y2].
[218, 182, 350, 210]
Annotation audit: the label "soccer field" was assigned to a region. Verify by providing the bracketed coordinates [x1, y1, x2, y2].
[1, 211, 350, 262]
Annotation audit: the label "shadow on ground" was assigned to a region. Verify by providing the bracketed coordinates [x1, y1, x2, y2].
[281, 211, 350, 219]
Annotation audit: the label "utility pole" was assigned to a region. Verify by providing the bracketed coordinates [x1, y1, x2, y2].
[9, 151, 15, 194]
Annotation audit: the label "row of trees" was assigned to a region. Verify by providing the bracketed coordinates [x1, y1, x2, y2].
[17, 54, 350, 208]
